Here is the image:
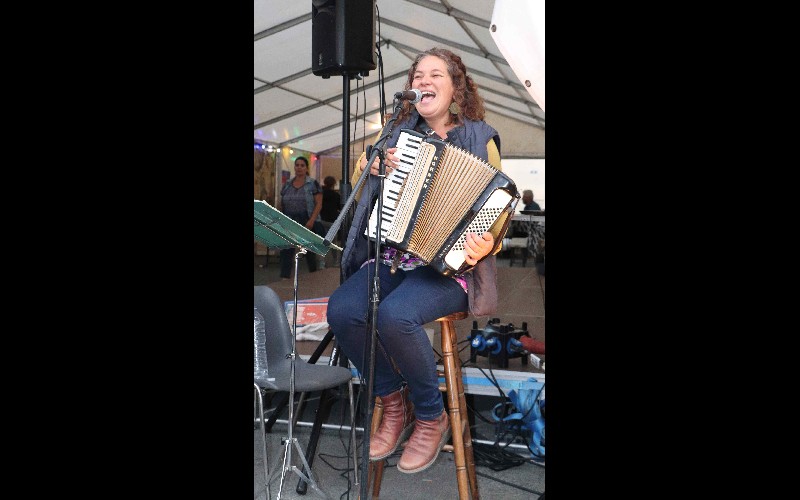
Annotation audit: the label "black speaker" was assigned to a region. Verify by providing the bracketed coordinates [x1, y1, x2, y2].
[312, 0, 376, 78]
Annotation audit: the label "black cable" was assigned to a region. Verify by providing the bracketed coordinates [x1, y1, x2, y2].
[472, 440, 527, 471]
[375, 3, 386, 126]
[475, 470, 543, 496]
[351, 74, 362, 165]
[313, 390, 373, 500]
[457, 337, 472, 357]
[310, 366, 541, 497]
[462, 360, 507, 401]
[518, 382, 545, 422]
[307, 376, 542, 497]
[436, 339, 543, 469]
[462, 350, 547, 472]
[430, 347, 506, 429]
[524, 439, 546, 465]
[336, 392, 357, 499]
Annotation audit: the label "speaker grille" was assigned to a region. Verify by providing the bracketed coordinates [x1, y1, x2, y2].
[312, 0, 376, 77]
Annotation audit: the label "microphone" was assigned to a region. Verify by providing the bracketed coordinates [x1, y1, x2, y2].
[394, 89, 422, 104]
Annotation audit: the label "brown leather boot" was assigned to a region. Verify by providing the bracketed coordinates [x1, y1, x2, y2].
[397, 411, 451, 474]
[370, 386, 416, 461]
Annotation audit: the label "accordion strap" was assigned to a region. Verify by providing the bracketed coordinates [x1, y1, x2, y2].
[414, 120, 436, 139]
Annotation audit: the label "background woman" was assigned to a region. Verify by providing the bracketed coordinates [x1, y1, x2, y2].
[278, 155, 323, 279]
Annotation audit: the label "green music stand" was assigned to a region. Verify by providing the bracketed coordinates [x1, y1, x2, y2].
[253, 200, 343, 499]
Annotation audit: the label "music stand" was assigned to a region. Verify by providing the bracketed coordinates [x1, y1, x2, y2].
[254, 200, 342, 499]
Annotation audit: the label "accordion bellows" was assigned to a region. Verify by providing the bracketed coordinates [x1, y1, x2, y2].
[366, 129, 519, 276]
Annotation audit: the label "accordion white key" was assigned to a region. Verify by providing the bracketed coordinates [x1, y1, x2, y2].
[366, 129, 519, 276]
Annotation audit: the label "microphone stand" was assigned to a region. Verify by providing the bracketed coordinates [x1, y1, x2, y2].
[322, 98, 405, 500]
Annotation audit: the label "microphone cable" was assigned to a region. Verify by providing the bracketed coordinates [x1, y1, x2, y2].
[375, 3, 387, 127]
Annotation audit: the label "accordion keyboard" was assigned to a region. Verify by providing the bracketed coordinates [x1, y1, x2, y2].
[365, 130, 426, 241]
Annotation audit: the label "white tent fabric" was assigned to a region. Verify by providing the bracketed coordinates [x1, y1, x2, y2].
[491, 0, 545, 111]
[254, 0, 545, 159]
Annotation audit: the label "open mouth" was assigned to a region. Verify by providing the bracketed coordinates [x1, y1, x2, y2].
[421, 90, 436, 102]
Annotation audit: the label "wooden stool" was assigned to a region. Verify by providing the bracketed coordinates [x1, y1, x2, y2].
[367, 312, 479, 499]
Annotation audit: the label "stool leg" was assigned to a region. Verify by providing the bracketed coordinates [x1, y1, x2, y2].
[368, 396, 385, 499]
[452, 340, 480, 499]
[440, 320, 471, 499]
[438, 354, 480, 499]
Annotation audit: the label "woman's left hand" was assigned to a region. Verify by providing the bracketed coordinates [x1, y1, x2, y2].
[463, 232, 494, 266]
[305, 220, 315, 230]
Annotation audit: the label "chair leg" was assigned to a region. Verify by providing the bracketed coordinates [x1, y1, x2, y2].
[295, 350, 351, 494]
[264, 391, 289, 433]
[254, 383, 271, 500]
[347, 380, 359, 491]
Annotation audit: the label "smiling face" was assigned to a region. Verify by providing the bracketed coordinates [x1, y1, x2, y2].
[412, 55, 454, 123]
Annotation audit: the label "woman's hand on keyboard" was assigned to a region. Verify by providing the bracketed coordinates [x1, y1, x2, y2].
[365, 147, 399, 176]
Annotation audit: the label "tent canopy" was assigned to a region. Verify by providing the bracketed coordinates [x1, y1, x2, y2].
[254, 0, 545, 159]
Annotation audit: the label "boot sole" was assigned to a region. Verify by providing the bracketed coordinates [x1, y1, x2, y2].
[396, 424, 452, 474]
[369, 421, 416, 462]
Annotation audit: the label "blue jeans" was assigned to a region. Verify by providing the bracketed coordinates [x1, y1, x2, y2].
[327, 262, 468, 420]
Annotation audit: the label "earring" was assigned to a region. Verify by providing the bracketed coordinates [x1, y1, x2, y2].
[448, 101, 461, 115]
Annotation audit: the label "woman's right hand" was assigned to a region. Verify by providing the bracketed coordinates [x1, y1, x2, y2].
[362, 147, 399, 176]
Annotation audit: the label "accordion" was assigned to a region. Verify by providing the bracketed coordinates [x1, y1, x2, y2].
[366, 129, 519, 276]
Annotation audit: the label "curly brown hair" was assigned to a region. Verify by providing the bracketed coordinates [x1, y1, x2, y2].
[394, 47, 486, 126]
